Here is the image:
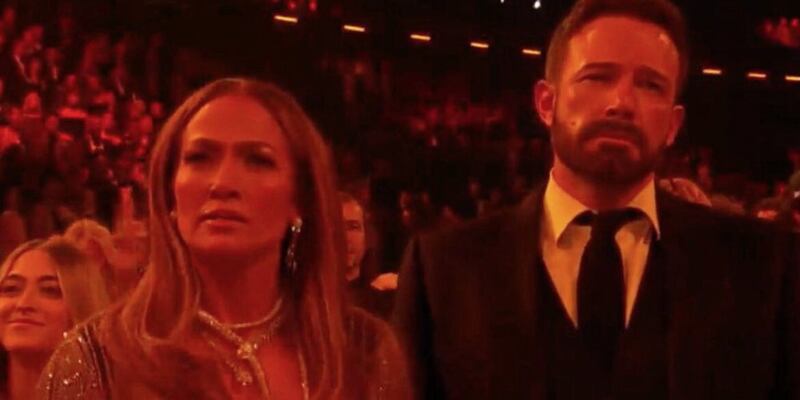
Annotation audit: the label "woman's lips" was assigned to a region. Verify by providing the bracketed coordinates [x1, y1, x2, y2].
[7, 318, 44, 326]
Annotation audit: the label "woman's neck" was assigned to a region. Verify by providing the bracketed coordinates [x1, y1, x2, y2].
[193, 247, 283, 324]
[7, 352, 49, 400]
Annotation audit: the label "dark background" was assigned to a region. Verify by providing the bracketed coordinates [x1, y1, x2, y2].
[10, 0, 800, 182]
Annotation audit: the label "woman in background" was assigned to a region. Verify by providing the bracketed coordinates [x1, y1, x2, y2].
[63, 219, 143, 300]
[40, 78, 408, 399]
[0, 237, 109, 400]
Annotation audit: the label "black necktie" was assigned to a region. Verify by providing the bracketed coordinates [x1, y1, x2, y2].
[577, 208, 638, 368]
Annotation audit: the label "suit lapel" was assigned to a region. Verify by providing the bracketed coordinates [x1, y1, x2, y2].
[657, 192, 734, 399]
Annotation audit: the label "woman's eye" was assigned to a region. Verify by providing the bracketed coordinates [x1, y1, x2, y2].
[183, 151, 210, 164]
[246, 154, 276, 168]
[40, 285, 63, 298]
[0, 284, 21, 296]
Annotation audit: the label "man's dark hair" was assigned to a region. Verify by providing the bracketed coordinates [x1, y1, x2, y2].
[545, 0, 689, 95]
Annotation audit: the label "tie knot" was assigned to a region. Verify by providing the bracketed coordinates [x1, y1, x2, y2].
[576, 208, 640, 237]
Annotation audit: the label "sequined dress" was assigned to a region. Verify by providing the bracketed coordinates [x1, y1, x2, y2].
[37, 308, 409, 399]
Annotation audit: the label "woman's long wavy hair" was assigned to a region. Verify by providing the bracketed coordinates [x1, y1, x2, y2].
[99, 78, 349, 398]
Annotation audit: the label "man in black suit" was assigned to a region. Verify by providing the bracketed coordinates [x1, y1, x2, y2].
[393, 0, 800, 399]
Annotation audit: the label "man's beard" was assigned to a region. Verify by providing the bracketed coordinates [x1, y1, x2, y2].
[550, 114, 665, 186]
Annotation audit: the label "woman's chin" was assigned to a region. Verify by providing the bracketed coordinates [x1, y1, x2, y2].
[188, 238, 260, 260]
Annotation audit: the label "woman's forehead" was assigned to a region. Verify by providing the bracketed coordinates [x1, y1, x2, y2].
[183, 95, 285, 146]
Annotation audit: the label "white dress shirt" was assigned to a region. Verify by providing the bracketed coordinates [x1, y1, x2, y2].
[540, 174, 660, 327]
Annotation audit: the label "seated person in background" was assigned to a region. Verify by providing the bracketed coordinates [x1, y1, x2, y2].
[752, 197, 781, 222]
[64, 219, 142, 300]
[341, 192, 395, 319]
[0, 187, 26, 261]
[0, 237, 109, 400]
[656, 176, 711, 207]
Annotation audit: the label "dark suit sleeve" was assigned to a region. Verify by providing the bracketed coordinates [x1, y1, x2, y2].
[775, 233, 800, 400]
[392, 236, 445, 400]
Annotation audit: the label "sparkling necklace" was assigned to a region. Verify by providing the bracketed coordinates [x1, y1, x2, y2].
[197, 299, 309, 399]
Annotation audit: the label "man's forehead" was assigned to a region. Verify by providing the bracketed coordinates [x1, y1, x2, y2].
[564, 15, 680, 79]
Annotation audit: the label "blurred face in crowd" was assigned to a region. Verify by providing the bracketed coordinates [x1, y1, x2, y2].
[342, 199, 366, 272]
[27, 57, 42, 77]
[45, 115, 58, 132]
[44, 48, 60, 66]
[65, 92, 81, 108]
[128, 99, 146, 119]
[0, 249, 70, 355]
[2, 7, 15, 26]
[138, 116, 154, 137]
[149, 101, 165, 121]
[64, 74, 78, 90]
[22, 25, 42, 44]
[101, 112, 116, 131]
[22, 91, 41, 113]
[535, 16, 685, 186]
[86, 75, 102, 92]
[174, 95, 299, 260]
[8, 107, 21, 126]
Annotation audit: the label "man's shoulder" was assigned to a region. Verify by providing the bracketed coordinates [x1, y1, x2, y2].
[659, 192, 794, 242]
[417, 205, 531, 253]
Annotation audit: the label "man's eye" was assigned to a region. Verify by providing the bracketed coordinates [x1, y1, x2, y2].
[641, 80, 665, 93]
[582, 73, 611, 82]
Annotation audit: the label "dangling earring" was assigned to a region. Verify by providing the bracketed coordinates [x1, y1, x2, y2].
[169, 210, 177, 222]
[284, 218, 303, 276]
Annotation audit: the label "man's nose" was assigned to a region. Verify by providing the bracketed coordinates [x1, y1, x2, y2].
[604, 79, 636, 121]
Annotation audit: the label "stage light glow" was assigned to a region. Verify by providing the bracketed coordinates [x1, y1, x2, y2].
[747, 72, 767, 80]
[702, 68, 723, 76]
[410, 33, 432, 42]
[470, 41, 490, 49]
[522, 48, 542, 56]
[274, 15, 299, 24]
[343, 24, 367, 33]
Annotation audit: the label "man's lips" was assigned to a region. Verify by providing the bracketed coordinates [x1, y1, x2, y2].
[591, 134, 638, 146]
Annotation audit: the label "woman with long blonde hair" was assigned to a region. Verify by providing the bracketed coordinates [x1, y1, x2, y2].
[63, 219, 145, 300]
[39, 78, 408, 399]
[0, 237, 109, 400]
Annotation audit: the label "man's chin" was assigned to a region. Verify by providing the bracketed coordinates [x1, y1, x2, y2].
[577, 157, 650, 186]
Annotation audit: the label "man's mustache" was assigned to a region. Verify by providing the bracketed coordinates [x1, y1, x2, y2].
[579, 119, 644, 148]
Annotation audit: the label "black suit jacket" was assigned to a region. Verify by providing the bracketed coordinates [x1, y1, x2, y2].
[393, 188, 800, 399]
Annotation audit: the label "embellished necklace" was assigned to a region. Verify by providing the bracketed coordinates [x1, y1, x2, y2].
[197, 299, 309, 400]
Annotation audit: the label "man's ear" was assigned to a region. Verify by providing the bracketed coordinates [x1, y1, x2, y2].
[665, 104, 685, 147]
[533, 80, 556, 128]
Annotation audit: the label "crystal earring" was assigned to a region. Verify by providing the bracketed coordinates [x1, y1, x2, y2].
[284, 218, 303, 275]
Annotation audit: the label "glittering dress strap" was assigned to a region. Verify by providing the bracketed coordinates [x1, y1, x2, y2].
[36, 324, 111, 399]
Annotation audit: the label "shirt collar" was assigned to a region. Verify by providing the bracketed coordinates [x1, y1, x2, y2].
[543, 172, 661, 243]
